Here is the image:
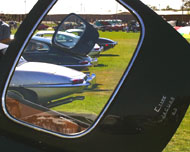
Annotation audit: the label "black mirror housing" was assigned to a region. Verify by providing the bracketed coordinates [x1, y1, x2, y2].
[52, 13, 99, 56]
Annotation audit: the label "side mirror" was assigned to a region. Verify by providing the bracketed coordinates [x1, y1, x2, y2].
[52, 13, 99, 56]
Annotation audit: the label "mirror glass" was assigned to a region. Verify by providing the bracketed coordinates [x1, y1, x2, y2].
[54, 15, 86, 49]
[5, 0, 140, 136]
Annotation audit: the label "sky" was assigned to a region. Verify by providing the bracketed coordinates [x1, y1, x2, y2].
[0, 0, 183, 14]
[141, 0, 183, 10]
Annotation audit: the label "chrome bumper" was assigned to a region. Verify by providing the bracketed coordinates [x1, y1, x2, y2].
[86, 73, 96, 89]
[91, 58, 98, 66]
[100, 46, 104, 52]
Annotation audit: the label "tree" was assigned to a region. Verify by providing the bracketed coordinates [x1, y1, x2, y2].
[162, 5, 173, 11]
[150, 6, 159, 11]
[183, 0, 190, 11]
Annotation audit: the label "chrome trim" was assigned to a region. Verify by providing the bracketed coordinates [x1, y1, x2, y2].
[99, 46, 104, 52]
[91, 58, 98, 66]
[19, 83, 89, 88]
[64, 63, 92, 67]
[86, 73, 96, 88]
[2, 0, 145, 139]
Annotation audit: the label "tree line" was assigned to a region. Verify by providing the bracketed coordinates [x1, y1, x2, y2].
[149, 0, 190, 11]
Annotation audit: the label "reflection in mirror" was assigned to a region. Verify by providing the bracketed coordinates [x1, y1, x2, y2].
[5, 0, 140, 136]
[54, 14, 86, 49]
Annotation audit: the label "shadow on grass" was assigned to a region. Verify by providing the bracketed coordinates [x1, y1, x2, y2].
[86, 84, 113, 92]
[99, 54, 119, 57]
[46, 96, 85, 108]
[94, 64, 108, 67]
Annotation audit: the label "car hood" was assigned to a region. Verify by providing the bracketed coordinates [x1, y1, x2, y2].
[16, 62, 86, 79]
[10, 62, 87, 87]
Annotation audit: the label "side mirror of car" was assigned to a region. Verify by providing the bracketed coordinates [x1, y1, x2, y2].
[52, 13, 99, 56]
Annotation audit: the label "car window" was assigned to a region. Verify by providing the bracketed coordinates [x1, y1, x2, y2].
[25, 41, 50, 53]
[5, 0, 140, 137]
[55, 33, 77, 48]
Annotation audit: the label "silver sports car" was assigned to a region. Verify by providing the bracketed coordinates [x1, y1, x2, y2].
[0, 44, 95, 105]
[9, 57, 96, 105]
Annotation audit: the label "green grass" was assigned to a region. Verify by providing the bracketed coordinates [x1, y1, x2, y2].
[163, 107, 190, 152]
[52, 31, 140, 115]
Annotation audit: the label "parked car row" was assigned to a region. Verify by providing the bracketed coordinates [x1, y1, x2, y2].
[94, 19, 125, 32]
[6, 13, 117, 108]
[93, 19, 140, 33]
[23, 35, 95, 71]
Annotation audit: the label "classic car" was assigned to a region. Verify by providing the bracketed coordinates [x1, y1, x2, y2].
[66, 29, 117, 52]
[9, 56, 96, 105]
[23, 14, 99, 70]
[94, 20, 125, 32]
[96, 37, 117, 51]
[0, 44, 96, 105]
[35, 30, 104, 57]
[0, 0, 189, 152]
[23, 35, 97, 70]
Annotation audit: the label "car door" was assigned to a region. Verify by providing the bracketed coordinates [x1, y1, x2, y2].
[0, 0, 189, 152]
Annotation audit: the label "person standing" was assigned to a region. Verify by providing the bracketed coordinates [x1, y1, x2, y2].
[0, 19, 11, 44]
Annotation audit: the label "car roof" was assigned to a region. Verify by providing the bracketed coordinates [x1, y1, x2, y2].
[35, 30, 55, 35]
[66, 29, 83, 33]
[35, 30, 79, 38]
[32, 36, 52, 44]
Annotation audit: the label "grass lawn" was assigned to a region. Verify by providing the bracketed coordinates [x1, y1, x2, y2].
[163, 107, 190, 152]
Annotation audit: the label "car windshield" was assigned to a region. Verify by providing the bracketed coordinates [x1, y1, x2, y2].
[55, 32, 80, 48]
